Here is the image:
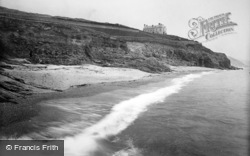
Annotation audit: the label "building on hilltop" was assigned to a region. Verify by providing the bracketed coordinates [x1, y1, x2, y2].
[143, 23, 167, 34]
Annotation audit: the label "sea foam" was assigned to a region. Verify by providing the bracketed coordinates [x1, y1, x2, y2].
[64, 72, 212, 156]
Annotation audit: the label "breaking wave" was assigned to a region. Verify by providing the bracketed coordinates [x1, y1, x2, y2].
[63, 72, 212, 156]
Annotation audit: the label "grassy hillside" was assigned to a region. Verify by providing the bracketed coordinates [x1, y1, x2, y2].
[0, 6, 233, 73]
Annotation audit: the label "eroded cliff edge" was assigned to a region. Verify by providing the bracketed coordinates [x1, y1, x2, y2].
[0, 6, 233, 73]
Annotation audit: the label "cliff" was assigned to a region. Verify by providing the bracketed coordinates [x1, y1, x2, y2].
[0, 6, 232, 73]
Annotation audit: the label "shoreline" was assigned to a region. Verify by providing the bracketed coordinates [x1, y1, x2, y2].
[0, 63, 218, 137]
[2, 64, 218, 104]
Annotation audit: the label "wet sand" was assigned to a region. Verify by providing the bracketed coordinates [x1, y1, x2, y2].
[0, 65, 217, 138]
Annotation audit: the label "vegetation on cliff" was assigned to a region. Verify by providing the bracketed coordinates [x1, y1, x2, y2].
[0, 6, 236, 127]
[0, 6, 233, 73]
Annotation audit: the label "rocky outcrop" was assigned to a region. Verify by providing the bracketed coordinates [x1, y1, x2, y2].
[0, 6, 233, 73]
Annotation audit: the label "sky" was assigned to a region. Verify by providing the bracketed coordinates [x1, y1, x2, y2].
[1, 0, 249, 64]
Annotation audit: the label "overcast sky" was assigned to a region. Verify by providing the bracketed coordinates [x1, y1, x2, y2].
[1, 0, 249, 64]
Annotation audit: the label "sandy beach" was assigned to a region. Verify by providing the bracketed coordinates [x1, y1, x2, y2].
[0, 61, 218, 137]
[3, 64, 155, 91]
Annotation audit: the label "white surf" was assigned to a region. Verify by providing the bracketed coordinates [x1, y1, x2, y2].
[64, 72, 212, 156]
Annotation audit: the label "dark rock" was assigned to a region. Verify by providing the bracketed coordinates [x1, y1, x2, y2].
[0, 81, 32, 95]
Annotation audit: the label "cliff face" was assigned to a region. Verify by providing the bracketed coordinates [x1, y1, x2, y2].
[0, 6, 231, 73]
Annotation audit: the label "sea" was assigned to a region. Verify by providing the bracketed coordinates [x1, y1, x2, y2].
[11, 69, 250, 156]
